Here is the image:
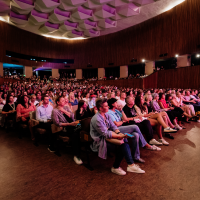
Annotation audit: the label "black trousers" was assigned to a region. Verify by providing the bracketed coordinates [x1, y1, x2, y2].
[167, 107, 184, 122]
[36, 121, 52, 134]
[50, 126, 81, 157]
[123, 119, 154, 143]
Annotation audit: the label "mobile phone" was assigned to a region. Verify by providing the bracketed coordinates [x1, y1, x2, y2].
[124, 133, 134, 138]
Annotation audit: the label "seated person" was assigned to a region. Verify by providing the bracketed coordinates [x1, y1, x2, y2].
[123, 96, 162, 147]
[151, 94, 179, 131]
[76, 100, 93, 120]
[107, 98, 161, 151]
[64, 96, 73, 112]
[134, 95, 175, 144]
[117, 92, 126, 108]
[158, 92, 190, 126]
[29, 94, 39, 106]
[156, 93, 184, 129]
[176, 92, 196, 117]
[35, 95, 53, 145]
[183, 90, 200, 112]
[68, 92, 78, 106]
[16, 95, 36, 141]
[170, 93, 193, 122]
[82, 92, 90, 106]
[38, 94, 54, 107]
[2, 94, 17, 128]
[90, 98, 145, 176]
[52, 96, 82, 165]
[88, 95, 96, 109]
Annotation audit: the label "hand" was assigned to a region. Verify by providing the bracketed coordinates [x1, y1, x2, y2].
[21, 117, 26, 122]
[119, 121, 123, 126]
[118, 133, 126, 139]
[170, 107, 174, 110]
[80, 107, 83, 114]
[137, 116, 143, 121]
[47, 119, 52, 123]
[70, 121, 79, 126]
[117, 105, 122, 111]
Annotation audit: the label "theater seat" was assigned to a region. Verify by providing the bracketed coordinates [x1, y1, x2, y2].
[30, 111, 46, 135]
[51, 124, 70, 143]
[80, 117, 92, 143]
[80, 117, 93, 170]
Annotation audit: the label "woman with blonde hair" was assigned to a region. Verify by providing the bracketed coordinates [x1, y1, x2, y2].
[68, 92, 78, 106]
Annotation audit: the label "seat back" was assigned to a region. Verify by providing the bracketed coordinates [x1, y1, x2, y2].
[29, 111, 36, 120]
[51, 124, 63, 134]
[80, 117, 92, 142]
[72, 105, 78, 113]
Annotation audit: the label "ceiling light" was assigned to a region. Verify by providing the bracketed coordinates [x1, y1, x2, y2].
[142, 59, 145, 62]
[164, 0, 185, 12]
[42, 35, 86, 41]
[196, 54, 200, 58]
[175, 54, 179, 57]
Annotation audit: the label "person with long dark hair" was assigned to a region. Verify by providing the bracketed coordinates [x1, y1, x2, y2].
[16, 95, 36, 140]
[51, 96, 82, 165]
[134, 95, 176, 145]
[76, 100, 93, 120]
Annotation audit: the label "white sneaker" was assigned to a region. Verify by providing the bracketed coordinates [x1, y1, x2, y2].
[164, 127, 177, 133]
[145, 145, 161, 151]
[127, 164, 145, 174]
[158, 138, 169, 146]
[149, 139, 163, 146]
[111, 167, 126, 175]
[74, 156, 83, 165]
[175, 124, 182, 130]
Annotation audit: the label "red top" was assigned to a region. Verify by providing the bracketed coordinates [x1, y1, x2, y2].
[16, 104, 36, 118]
[158, 99, 169, 108]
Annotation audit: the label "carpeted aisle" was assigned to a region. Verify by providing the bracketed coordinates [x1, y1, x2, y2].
[0, 122, 200, 200]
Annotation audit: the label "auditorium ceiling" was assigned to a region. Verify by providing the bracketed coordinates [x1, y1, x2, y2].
[0, 0, 185, 40]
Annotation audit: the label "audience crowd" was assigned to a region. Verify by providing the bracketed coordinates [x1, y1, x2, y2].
[1, 78, 200, 176]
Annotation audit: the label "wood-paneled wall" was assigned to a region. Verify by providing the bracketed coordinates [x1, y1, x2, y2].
[1, 65, 200, 89]
[0, 78, 20, 85]
[0, 0, 199, 69]
[89, 65, 200, 89]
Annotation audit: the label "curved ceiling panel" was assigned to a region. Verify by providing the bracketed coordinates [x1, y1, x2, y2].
[0, 0, 185, 39]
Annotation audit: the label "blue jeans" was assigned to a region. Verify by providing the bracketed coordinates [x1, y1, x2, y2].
[118, 125, 147, 160]
[107, 141, 134, 168]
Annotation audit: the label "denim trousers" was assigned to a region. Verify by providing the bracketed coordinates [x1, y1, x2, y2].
[107, 141, 134, 169]
[118, 125, 147, 160]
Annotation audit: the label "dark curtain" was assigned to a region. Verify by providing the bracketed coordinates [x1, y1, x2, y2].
[128, 64, 145, 76]
[155, 58, 177, 70]
[38, 70, 52, 79]
[105, 66, 120, 78]
[82, 68, 98, 79]
[59, 69, 76, 78]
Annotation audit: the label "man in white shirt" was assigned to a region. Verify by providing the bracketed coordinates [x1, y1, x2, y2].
[35, 95, 53, 146]
[117, 92, 126, 108]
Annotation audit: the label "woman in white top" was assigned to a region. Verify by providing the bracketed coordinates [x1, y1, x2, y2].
[173, 92, 195, 117]
[82, 92, 90, 106]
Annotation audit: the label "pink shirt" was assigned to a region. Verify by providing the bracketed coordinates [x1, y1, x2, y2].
[16, 104, 36, 118]
[158, 99, 168, 108]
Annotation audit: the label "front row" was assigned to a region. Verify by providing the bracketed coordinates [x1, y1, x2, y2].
[3, 95, 189, 176]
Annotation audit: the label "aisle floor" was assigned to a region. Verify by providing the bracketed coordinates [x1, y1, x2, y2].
[0, 122, 200, 200]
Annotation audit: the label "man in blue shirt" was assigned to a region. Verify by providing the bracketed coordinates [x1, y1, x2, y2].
[35, 95, 53, 147]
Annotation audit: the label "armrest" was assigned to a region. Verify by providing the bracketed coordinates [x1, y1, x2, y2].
[51, 124, 63, 134]
[30, 119, 39, 127]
